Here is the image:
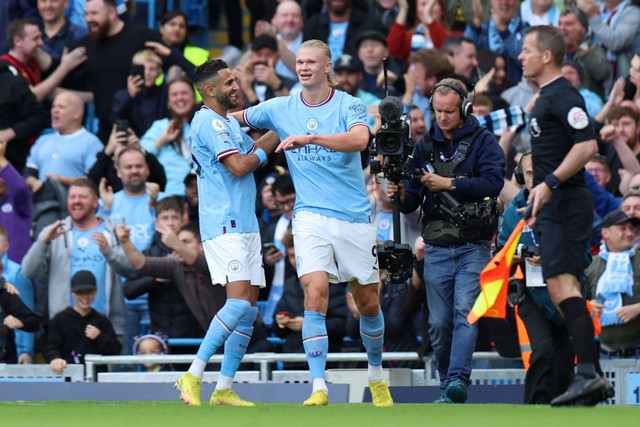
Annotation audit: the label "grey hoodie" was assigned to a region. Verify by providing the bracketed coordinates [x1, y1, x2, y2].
[21, 215, 134, 335]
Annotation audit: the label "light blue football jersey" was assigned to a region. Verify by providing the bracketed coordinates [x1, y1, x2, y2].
[105, 191, 155, 251]
[244, 88, 371, 223]
[189, 105, 259, 240]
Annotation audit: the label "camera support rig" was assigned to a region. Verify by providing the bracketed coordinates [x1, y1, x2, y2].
[368, 58, 416, 285]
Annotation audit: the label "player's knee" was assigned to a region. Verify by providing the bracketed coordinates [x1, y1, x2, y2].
[357, 297, 380, 317]
[245, 305, 259, 323]
[303, 284, 329, 307]
[225, 298, 252, 318]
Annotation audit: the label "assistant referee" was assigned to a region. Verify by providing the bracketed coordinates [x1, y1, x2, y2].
[518, 25, 613, 407]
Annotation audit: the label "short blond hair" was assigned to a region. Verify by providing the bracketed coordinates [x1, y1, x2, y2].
[299, 39, 337, 88]
[132, 49, 162, 65]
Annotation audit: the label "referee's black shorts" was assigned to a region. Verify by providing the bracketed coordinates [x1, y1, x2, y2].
[536, 186, 593, 281]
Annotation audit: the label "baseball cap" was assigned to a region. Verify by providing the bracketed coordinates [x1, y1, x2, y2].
[334, 54, 362, 72]
[71, 270, 97, 292]
[356, 30, 388, 49]
[601, 210, 640, 228]
[251, 34, 278, 52]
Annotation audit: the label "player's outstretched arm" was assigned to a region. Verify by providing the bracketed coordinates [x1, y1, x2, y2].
[229, 110, 246, 126]
[277, 124, 369, 153]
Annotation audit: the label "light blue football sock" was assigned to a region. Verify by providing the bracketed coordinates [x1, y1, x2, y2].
[302, 310, 328, 380]
[360, 311, 385, 367]
[220, 306, 258, 378]
[195, 299, 251, 364]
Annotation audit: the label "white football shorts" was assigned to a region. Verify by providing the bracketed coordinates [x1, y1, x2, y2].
[202, 232, 265, 287]
[292, 210, 379, 285]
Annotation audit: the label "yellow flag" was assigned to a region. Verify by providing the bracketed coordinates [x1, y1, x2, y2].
[467, 218, 526, 324]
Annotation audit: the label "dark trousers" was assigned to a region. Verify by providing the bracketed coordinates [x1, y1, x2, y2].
[518, 296, 575, 404]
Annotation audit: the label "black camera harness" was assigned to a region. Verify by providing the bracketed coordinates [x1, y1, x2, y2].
[418, 127, 499, 244]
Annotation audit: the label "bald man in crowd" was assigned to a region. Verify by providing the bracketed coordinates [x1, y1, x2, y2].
[25, 91, 103, 192]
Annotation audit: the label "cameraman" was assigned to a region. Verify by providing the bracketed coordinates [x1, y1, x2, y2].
[387, 77, 504, 403]
[499, 152, 574, 405]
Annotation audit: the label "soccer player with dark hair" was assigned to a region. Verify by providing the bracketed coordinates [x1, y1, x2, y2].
[173, 59, 279, 407]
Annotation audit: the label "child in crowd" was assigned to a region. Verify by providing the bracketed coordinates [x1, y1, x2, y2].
[44, 270, 121, 374]
[133, 333, 172, 372]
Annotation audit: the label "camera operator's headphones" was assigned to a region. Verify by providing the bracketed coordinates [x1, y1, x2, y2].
[429, 80, 473, 121]
[514, 151, 532, 186]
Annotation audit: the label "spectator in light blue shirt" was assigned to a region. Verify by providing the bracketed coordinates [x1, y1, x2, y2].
[25, 91, 103, 192]
[140, 77, 197, 196]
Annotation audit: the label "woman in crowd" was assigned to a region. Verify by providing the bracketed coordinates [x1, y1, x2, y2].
[140, 77, 198, 196]
[159, 10, 209, 83]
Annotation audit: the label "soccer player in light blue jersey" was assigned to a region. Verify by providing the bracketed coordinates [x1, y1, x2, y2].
[174, 59, 280, 407]
[233, 39, 393, 407]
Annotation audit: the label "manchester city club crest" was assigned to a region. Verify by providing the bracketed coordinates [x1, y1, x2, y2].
[306, 118, 318, 131]
[228, 260, 242, 273]
[77, 236, 90, 248]
[212, 119, 226, 131]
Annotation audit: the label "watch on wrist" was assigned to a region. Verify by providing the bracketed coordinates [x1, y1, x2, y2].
[450, 178, 456, 191]
[544, 174, 561, 191]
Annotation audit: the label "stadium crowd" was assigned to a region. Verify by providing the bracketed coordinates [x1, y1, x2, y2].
[1, 0, 640, 406]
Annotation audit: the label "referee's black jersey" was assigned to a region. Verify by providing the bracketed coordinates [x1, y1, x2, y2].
[528, 77, 596, 188]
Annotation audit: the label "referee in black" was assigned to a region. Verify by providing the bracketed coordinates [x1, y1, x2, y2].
[518, 25, 613, 406]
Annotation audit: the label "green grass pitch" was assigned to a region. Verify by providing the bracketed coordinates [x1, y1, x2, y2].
[0, 402, 637, 427]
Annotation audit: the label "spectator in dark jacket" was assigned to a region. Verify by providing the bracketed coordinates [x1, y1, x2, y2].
[67, 0, 194, 143]
[44, 270, 121, 374]
[110, 49, 170, 138]
[0, 278, 39, 363]
[86, 124, 166, 193]
[121, 198, 205, 343]
[0, 60, 49, 172]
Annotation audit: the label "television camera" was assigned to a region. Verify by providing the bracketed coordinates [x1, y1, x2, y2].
[369, 95, 417, 284]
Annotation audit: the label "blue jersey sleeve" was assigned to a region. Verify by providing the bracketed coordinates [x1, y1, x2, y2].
[242, 131, 257, 154]
[210, 116, 240, 162]
[344, 96, 368, 131]
[244, 100, 277, 131]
